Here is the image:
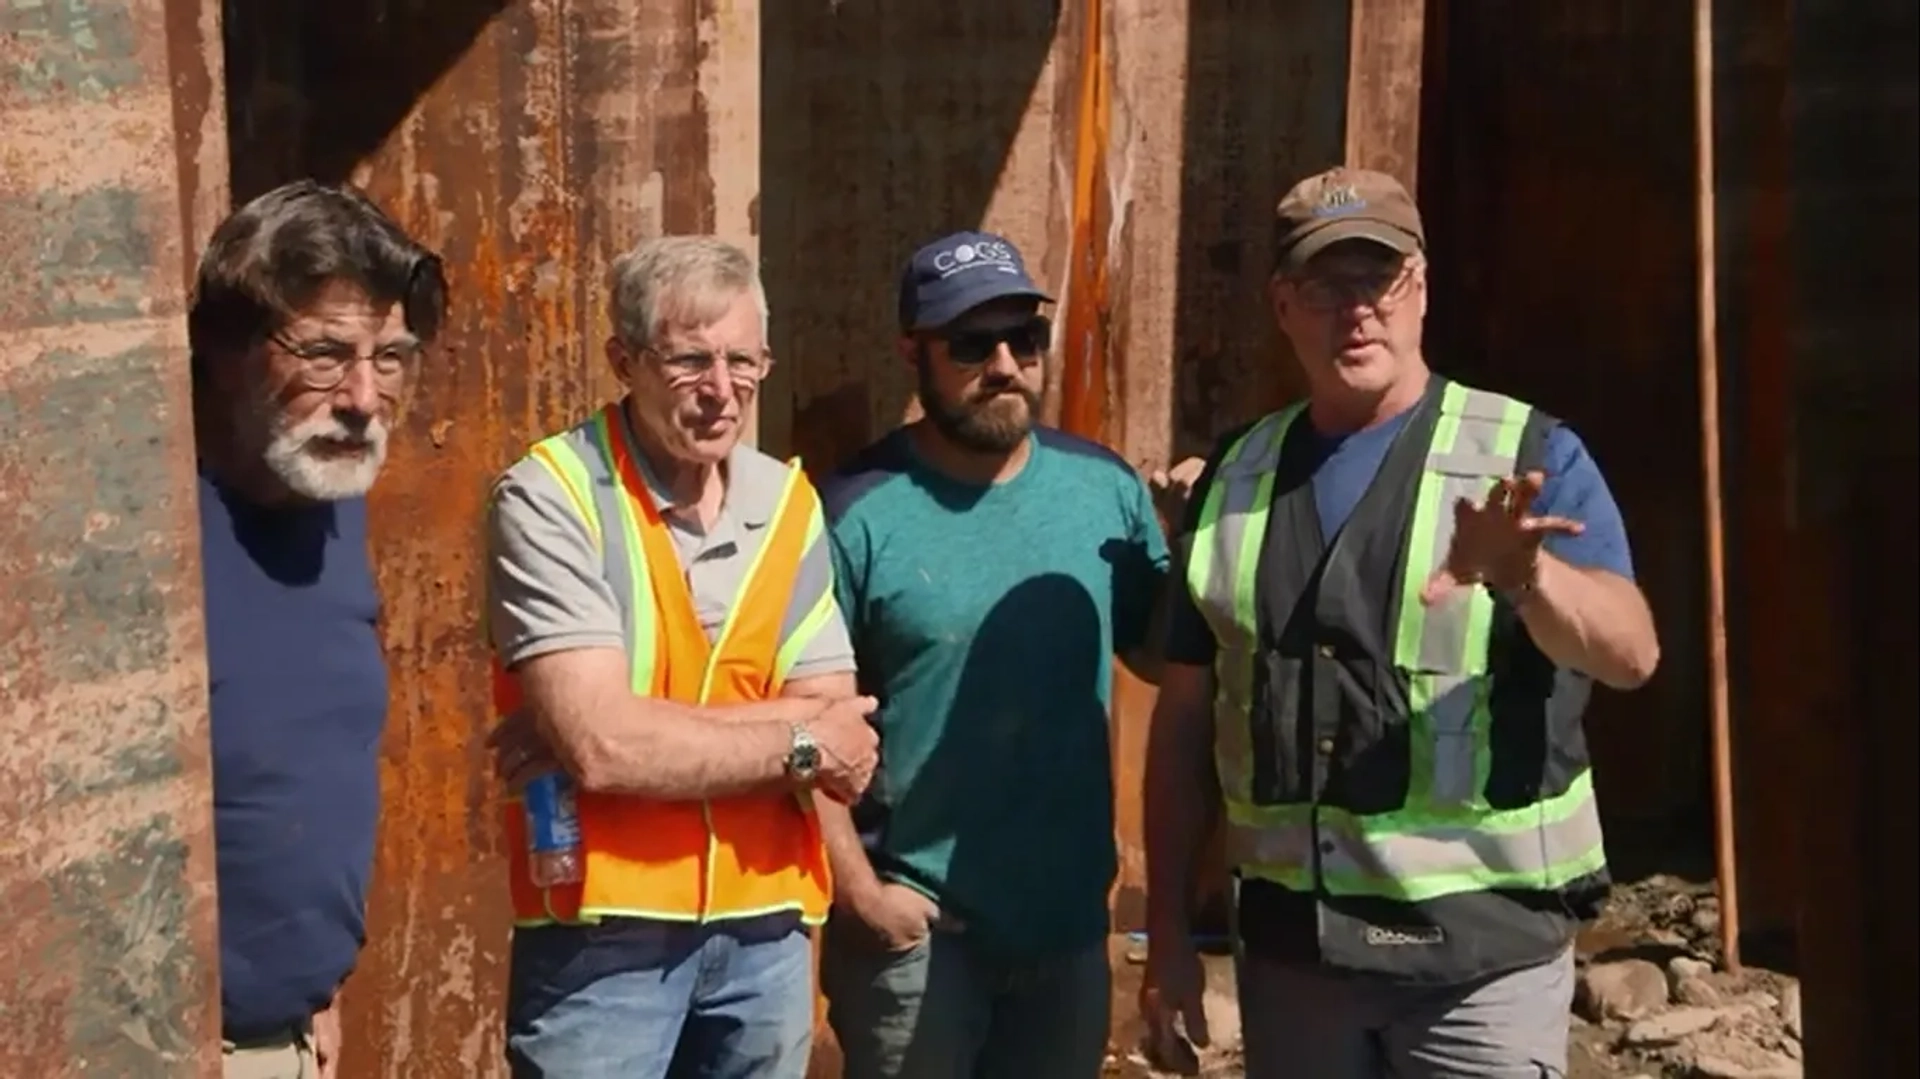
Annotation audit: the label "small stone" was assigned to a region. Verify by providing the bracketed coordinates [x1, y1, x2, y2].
[1577, 959, 1670, 1022]
[1674, 975, 1725, 1007]
[1691, 1051, 1803, 1079]
[1669, 956, 1714, 981]
[1779, 981, 1803, 1040]
[1623, 1006, 1724, 1046]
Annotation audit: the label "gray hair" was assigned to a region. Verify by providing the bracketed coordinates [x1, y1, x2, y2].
[608, 235, 768, 350]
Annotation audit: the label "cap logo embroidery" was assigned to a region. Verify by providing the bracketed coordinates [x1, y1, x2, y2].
[932, 238, 1021, 277]
[1312, 183, 1368, 219]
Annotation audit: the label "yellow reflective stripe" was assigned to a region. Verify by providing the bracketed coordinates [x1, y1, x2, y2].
[1395, 384, 1531, 812]
[1189, 405, 1302, 806]
[530, 440, 602, 550]
[776, 587, 837, 684]
[587, 409, 658, 696]
[699, 463, 802, 703]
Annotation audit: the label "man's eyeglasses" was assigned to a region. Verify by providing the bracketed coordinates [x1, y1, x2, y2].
[648, 347, 776, 386]
[269, 332, 421, 390]
[942, 315, 1052, 365]
[1290, 261, 1418, 314]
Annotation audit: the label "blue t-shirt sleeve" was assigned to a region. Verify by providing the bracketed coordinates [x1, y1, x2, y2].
[1533, 425, 1636, 581]
[1112, 471, 1172, 657]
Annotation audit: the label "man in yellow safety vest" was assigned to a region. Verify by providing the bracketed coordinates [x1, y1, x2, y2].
[1141, 167, 1661, 1077]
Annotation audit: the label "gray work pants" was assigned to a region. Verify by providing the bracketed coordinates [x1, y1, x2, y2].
[1238, 947, 1575, 1078]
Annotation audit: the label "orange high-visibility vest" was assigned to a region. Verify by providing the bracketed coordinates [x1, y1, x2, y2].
[494, 403, 834, 927]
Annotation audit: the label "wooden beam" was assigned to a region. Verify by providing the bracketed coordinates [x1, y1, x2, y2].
[1345, 0, 1428, 187]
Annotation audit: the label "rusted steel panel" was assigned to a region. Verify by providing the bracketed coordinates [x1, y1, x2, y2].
[0, 0, 224, 1074]
[761, 1, 1067, 475]
[1096, 0, 1192, 931]
[221, 0, 755, 1074]
[1420, 2, 1710, 831]
[1787, 0, 1918, 1073]
[1712, 0, 1800, 938]
[1170, 0, 1348, 460]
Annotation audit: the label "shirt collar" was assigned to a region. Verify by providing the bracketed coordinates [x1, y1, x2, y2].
[615, 399, 770, 529]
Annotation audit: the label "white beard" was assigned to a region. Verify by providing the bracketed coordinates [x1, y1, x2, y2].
[259, 407, 390, 501]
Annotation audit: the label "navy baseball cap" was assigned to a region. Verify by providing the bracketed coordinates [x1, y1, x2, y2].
[897, 230, 1054, 332]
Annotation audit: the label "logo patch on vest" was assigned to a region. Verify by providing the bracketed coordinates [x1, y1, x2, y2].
[1365, 925, 1446, 947]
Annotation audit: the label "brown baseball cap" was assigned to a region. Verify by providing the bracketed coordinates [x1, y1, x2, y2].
[1272, 166, 1425, 272]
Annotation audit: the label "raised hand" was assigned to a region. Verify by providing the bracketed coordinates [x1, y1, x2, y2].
[1419, 470, 1584, 605]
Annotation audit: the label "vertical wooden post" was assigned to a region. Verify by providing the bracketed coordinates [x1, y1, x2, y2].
[1693, 0, 1743, 973]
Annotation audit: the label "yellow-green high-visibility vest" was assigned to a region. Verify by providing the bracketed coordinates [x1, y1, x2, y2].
[1185, 380, 1609, 913]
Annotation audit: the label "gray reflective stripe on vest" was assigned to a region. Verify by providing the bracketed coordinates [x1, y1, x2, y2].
[1395, 382, 1529, 811]
[1192, 382, 1607, 902]
[531, 410, 658, 693]
[1224, 769, 1609, 902]
[1184, 403, 1303, 807]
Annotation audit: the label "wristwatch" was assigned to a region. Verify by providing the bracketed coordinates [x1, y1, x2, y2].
[785, 723, 821, 784]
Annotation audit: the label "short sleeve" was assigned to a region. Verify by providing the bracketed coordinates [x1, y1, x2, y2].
[1161, 436, 1238, 666]
[1532, 426, 1636, 581]
[777, 499, 857, 682]
[1111, 471, 1173, 656]
[485, 463, 627, 667]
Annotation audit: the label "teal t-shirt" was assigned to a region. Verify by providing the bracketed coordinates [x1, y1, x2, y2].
[819, 426, 1170, 961]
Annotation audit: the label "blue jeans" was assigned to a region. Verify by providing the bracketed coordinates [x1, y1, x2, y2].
[505, 916, 814, 1079]
[820, 913, 1110, 1079]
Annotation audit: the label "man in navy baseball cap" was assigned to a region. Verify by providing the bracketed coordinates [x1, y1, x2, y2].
[896, 229, 1054, 333]
[812, 229, 1183, 1079]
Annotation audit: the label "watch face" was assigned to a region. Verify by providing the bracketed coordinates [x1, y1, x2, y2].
[789, 732, 820, 777]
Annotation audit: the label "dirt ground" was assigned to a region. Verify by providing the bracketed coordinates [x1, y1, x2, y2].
[1103, 875, 1803, 1079]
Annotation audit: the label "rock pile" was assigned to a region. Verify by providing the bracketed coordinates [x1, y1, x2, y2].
[1571, 879, 1804, 1079]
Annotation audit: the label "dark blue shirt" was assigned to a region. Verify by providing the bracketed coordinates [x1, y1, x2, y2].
[1167, 399, 1635, 665]
[199, 472, 387, 1039]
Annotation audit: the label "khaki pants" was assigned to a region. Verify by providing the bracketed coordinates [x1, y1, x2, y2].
[222, 1032, 314, 1079]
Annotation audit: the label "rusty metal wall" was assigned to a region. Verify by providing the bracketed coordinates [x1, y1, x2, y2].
[1420, 0, 1896, 958]
[759, 0, 1068, 468]
[0, 0, 227, 1073]
[1419, 2, 1715, 853]
[1785, 0, 1918, 1073]
[1711, 0, 1802, 941]
[220, 0, 758, 1073]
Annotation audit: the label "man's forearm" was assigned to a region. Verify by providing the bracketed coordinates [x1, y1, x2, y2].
[817, 792, 885, 906]
[696, 697, 833, 726]
[520, 651, 820, 799]
[1144, 699, 1219, 937]
[577, 695, 806, 798]
[1513, 553, 1661, 691]
[785, 670, 887, 905]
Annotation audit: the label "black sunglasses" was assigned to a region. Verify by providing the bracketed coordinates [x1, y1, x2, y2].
[941, 316, 1052, 365]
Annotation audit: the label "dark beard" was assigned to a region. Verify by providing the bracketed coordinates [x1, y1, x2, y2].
[917, 364, 1040, 454]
